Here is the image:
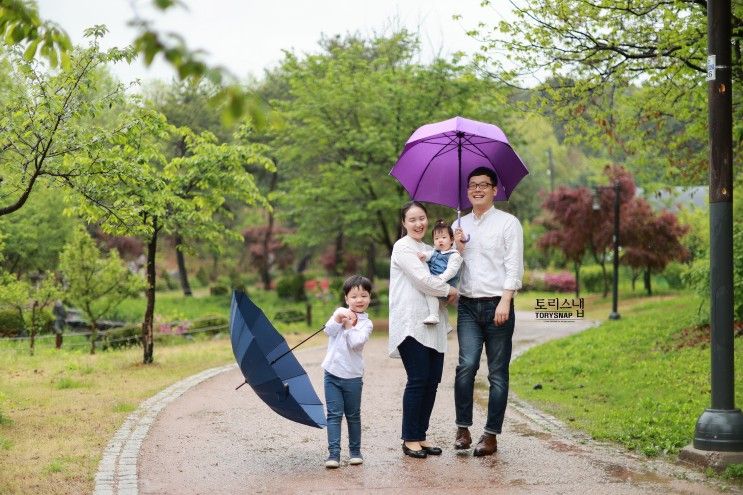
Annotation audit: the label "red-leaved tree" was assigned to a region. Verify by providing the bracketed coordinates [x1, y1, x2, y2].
[621, 198, 689, 295]
[538, 186, 594, 297]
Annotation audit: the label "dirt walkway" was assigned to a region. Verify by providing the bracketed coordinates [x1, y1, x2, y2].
[134, 313, 735, 494]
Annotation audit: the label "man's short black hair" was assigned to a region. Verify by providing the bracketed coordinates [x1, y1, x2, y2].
[342, 275, 372, 296]
[467, 166, 498, 187]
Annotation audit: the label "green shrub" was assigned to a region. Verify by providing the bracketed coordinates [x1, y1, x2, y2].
[101, 324, 141, 350]
[0, 308, 24, 337]
[661, 262, 687, 289]
[274, 309, 306, 324]
[580, 265, 605, 293]
[191, 315, 228, 336]
[374, 258, 391, 279]
[195, 267, 210, 287]
[276, 273, 306, 301]
[209, 284, 229, 296]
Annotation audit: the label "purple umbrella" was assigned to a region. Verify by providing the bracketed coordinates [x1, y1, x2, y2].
[390, 116, 529, 231]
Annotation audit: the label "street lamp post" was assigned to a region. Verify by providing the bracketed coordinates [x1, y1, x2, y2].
[690, 0, 743, 452]
[593, 182, 621, 320]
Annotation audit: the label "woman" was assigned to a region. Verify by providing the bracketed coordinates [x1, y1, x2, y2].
[389, 201, 458, 458]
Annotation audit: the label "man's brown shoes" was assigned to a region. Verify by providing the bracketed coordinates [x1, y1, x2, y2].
[473, 433, 498, 456]
[454, 427, 472, 449]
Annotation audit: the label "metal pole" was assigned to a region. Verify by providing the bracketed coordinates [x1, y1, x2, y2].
[692, 0, 743, 451]
[609, 181, 620, 320]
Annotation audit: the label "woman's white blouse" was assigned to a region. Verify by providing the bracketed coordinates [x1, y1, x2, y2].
[388, 235, 451, 357]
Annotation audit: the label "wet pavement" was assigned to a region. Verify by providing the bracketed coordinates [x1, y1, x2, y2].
[137, 312, 735, 494]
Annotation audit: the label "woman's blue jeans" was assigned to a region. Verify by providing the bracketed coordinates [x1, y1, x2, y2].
[324, 371, 363, 459]
[454, 296, 515, 435]
[397, 336, 444, 441]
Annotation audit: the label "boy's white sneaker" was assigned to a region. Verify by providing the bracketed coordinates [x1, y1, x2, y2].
[325, 458, 340, 469]
[349, 456, 363, 465]
[423, 314, 439, 325]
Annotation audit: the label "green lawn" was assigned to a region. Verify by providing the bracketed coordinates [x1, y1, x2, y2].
[511, 292, 738, 457]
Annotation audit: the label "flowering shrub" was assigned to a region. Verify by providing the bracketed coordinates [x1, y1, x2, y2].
[543, 272, 577, 293]
[156, 315, 190, 335]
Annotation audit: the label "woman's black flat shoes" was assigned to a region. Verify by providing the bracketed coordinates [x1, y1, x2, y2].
[402, 443, 427, 458]
[422, 446, 442, 455]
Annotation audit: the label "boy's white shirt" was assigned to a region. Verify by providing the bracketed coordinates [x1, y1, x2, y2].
[424, 248, 463, 283]
[321, 310, 373, 379]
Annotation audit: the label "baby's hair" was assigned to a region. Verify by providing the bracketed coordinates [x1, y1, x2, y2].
[431, 219, 454, 240]
[342, 275, 372, 296]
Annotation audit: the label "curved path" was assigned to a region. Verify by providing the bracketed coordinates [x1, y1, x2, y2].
[97, 312, 736, 494]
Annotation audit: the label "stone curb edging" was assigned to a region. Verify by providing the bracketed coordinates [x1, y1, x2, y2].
[93, 363, 236, 495]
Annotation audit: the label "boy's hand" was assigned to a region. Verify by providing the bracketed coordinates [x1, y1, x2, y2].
[334, 308, 356, 328]
[416, 252, 426, 262]
[343, 309, 359, 330]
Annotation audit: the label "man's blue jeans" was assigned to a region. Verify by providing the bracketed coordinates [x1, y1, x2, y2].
[324, 371, 363, 459]
[454, 296, 515, 435]
[398, 336, 444, 441]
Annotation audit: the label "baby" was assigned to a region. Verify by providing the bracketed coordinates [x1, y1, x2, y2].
[417, 219, 463, 325]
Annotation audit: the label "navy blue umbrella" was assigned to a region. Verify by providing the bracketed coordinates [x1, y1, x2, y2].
[230, 290, 326, 429]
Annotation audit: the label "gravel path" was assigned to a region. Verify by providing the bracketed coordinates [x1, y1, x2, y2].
[96, 312, 737, 494]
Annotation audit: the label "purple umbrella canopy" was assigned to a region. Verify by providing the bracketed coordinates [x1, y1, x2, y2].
[390, 116, 529, 210]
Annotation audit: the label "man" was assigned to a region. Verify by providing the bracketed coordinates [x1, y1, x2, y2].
[453, 166, 524, 456]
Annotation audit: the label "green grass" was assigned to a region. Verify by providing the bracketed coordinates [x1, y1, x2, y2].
[0, 330, 321, 495]
[511, 293, 737, 457]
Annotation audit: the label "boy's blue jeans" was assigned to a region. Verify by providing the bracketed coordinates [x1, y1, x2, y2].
[324, 371, 363, 459]
[454, 296, 515, 435]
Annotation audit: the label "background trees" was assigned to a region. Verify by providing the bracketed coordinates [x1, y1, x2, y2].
[470, 0, 742, 187]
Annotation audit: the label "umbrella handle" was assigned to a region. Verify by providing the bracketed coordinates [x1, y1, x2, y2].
[235, 381, 247, 390]
[456, 211, 470, 243]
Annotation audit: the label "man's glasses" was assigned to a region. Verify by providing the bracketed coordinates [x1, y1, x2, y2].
[467, 182, 494, 191]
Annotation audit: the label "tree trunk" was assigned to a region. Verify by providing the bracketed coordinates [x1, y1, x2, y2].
[296, 253, 312, 273]
[333, 232, 344, 276]
[573, 262, 581, 299]
[174, 233, 192, 297]
[261, 171, 278, 291]
[89, 320, 97, 355]
[142, 221, 159, 364]
[644, 268, 652, 296]
[366, 242, 376, 282]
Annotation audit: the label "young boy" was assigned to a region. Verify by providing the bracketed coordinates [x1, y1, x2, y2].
[322, 275, 374, 468]
[418, 219, 463, 325]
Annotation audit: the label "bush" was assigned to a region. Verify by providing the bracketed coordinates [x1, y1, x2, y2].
[209, 284, 229, 296]
[276, 272, 306, 301]
[661, 262, 687, 290]
[195, 267, 210, 287]
[544, 272, 576, 293]
[159, 270, 178, 291]
[580, 265, 605, 293]
[0, 309, 24, 337]
[274, 309, 306, 324]
[101, 324, 141, 350]
[190, 315, 228, 336]
[374, 258, 391, 279]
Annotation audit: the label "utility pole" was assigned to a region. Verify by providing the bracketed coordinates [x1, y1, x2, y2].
[691, 0, 743, 452]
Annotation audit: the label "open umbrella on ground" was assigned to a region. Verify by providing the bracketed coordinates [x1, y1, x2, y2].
[230, 290, 326, 428]
[390, 116, 529, 236]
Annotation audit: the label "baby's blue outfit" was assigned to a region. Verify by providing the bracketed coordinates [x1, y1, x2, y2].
[428, 249, 460, 287]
